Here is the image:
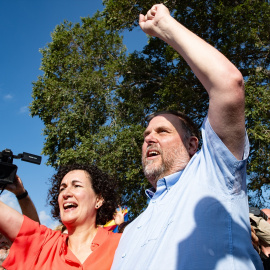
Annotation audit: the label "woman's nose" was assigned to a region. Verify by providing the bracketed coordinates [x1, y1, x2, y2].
[62, 186, 73, 199]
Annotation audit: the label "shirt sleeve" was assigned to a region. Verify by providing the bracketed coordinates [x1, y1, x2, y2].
[2, 216, 56, 270]
[201, 117, 250, 195]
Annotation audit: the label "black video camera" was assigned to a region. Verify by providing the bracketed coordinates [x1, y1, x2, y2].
[0, 149, 42, 186]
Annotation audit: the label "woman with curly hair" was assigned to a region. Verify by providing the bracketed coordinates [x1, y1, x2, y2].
[1, 164, 121, 270]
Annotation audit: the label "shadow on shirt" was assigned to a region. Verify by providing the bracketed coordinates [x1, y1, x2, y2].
[176, 197, 262, 269]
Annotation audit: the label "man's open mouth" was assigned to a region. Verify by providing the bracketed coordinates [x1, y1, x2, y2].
[147, 150, 160, 157]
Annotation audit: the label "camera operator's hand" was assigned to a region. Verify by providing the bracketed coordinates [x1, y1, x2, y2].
[251, 225, 260, 253]
[5, 175, 26, 196]
[4, 175, 40, 223]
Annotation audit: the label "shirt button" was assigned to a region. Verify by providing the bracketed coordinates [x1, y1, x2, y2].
[137, 225, 141, 229]
[122, 253, 126, 258]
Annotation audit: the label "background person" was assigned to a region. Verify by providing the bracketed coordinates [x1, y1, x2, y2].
[0, 233, 11, 270]
[260, 209, 270, 270]
[111, 3, 263, 270]
[250, 209, 270, 269]
[113, 206, 130, 233]
[1, 164, 121, 270]
[250, 209, 270, 247]
[99, 205, 129, 233]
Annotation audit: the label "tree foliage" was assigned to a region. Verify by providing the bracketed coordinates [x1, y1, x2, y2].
[30, 11, 149, 218]
[30, 11, 126, 166]
[31, 1, 270, 217]
[246, 69, 270, 207]
[105, 0, 270, 208]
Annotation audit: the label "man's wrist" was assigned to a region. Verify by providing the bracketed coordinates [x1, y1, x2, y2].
[16, 190, 28, 200]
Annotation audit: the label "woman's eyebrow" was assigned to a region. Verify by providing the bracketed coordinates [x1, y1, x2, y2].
[71, 180, 82, 184]
[60, 180, 83, 188]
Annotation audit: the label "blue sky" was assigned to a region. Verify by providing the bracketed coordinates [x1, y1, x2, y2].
[0, 0, 147, 228]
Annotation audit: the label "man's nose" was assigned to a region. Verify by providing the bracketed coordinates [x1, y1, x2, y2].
[144, 132, 158, 144]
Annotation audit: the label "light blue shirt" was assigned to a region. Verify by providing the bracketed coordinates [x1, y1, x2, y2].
[111, 117, 263, 270]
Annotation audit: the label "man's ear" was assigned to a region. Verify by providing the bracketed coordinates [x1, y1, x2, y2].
[187, 136, 199, 157]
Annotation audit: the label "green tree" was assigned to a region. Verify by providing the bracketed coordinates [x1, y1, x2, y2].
[104, 0, 270, 207]
[31, 1, 270, 217]
[30, 11, 148, 218]
[246, 69, 270, 207]
[30, 11, 126, 166]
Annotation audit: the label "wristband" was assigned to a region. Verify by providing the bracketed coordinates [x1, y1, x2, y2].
[16, 190, 28, 200]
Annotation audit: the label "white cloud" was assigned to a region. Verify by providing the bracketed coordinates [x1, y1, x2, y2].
[39, 210, 60, 229]
[3, 94, 13, 100]
[0, 192, 21, 213]
[19, 105, 28, 114]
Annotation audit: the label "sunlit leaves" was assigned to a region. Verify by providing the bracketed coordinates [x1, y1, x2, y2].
[31, 0, 270, 216]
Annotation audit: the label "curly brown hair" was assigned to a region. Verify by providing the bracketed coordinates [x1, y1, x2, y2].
[48, 163, 119, 225]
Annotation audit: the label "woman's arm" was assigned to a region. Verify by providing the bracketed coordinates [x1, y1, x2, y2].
[0, 200, 23, 241]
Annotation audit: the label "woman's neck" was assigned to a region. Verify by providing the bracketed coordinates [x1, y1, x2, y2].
[67, 224, 99, 264]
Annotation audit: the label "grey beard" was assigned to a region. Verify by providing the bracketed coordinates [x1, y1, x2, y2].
[142, 145, 190, 186]
[142, 158, 166, 185]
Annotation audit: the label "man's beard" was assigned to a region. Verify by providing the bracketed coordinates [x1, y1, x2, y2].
[142, 144, 190, 187]
[142, 155, 167, 186]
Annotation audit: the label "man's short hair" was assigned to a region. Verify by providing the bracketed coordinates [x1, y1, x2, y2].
[145, 110, 200, 140]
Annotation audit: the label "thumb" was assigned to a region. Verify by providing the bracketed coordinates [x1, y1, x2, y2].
[139, 14, 146, 28]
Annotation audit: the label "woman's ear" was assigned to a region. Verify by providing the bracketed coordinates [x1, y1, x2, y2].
[95, 196, 104, 209]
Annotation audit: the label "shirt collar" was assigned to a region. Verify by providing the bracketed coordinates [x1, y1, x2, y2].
[91, 227, 108, 251]
[60, 234, 69, 255]
[145, 170, 183, 199]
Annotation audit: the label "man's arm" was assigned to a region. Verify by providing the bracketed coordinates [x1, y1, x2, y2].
[5, 175, 40, 223]
[139, 4, 246, 159]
